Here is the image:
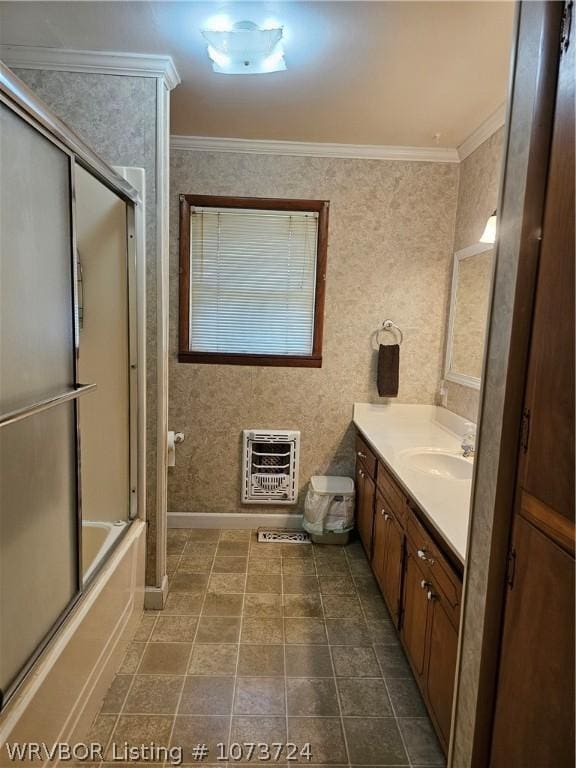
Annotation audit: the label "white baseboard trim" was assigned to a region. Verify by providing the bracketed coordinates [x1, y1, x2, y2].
[144, 574, 169, 610]
[168, 512, 304, 530]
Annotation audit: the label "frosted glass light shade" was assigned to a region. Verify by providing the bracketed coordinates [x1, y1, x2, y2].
[480, 211, 497, 244]
[202, 20, 286, 74]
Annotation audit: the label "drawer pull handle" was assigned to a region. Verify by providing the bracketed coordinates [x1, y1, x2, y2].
[357, 451, 367, 459]
[417, 548, 435, 565]
[420, 579, 431, 590]
[358, 469, 364, 478]
[382, 511, 390, 520]
[427, 590, 437, 602]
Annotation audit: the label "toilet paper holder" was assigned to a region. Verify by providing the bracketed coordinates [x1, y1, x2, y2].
[167, 431, 185, 467]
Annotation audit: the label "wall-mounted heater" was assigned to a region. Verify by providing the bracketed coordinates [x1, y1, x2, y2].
[242, 429, 300, 504]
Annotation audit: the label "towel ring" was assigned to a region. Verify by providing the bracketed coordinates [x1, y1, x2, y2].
[371, 319, 404, 350]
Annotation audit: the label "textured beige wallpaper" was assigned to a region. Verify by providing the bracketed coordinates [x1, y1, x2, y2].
[168, 151, 458, 515]
[444, 129, 505, 422]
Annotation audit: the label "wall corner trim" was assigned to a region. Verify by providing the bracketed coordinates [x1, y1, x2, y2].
[144, 575, 169, 610]
[0, 45, 181, 90]
[457, 104, 507, 161]
[169, 135, 460, 163]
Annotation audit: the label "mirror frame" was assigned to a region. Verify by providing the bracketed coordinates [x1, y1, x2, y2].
[444, 241, 494, 390]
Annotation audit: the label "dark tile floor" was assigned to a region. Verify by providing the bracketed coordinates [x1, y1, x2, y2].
[90, 529, 445, 767]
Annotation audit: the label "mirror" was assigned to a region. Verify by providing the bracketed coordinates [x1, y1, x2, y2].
[445, 243, 494, 389]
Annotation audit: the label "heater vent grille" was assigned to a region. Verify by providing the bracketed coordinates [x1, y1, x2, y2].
[242, 429, 300, 504]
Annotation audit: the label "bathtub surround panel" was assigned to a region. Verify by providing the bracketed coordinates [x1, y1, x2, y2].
[12, 66, 167, 592]
[169, 151, 459, 517]
[443, 128, 505, 421]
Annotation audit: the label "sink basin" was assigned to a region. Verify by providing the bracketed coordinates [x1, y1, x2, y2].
[399, 448, 473, 480]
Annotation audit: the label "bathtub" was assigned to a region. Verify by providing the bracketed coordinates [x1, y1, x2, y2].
[0, 520, 145, 766]
[83, 520, 129, 582]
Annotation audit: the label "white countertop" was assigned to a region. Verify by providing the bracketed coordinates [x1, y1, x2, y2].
[353, 403, 473, 564]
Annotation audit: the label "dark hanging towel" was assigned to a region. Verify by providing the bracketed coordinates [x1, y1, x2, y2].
[377, 344, 400, 397]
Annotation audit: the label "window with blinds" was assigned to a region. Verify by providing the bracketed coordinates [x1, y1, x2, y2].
[179, 196, 329, 367]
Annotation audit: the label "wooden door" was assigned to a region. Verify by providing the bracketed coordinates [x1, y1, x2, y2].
[355, 463, 375, 557]
[426, 589, 459, 751]
[490, 8, 575, 766]
[518, 1, 574, 521]
[401, 545, 429, 678]
[490, 515, 575, 767]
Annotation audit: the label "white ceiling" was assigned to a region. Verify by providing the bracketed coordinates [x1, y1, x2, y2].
[0, 1, 515, 147]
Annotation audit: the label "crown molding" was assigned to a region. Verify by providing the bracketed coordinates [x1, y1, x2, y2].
[0, 45, 181, 90]
[457, 103, 506, 161]
[170, 134, 460, 163]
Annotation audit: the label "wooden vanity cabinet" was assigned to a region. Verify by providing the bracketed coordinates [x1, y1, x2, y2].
[401, 535, 460, 749]
[355, 434, 377, 557]
[402, 505, 462, 752]
[353, 428, 463, 754]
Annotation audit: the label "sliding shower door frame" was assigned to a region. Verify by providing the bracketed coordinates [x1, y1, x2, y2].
[0, 63, 142, 711]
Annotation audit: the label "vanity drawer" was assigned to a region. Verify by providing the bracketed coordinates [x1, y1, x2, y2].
[355, 433, 377, 478]
[377, 460, 408, 526]
[406, 508, 462, 628]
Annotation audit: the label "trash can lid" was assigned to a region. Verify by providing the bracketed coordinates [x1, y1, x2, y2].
[310, 475, 355, 495]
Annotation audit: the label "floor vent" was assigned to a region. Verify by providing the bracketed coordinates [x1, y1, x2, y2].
[242, 429, 300, 504]
[257, 528, 310, 544]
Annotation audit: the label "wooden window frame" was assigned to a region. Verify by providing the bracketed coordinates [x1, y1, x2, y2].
[178, 194, 329, 367]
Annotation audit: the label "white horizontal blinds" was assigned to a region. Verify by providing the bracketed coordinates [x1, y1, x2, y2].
[189, 206, 319, 355]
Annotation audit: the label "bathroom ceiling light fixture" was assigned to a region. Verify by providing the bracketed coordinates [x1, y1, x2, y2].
[480, 210, 497, 243]
[201, 20, 286, 74]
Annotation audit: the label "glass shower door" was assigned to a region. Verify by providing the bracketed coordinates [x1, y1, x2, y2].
[74, 165, 132, 583]
[0, 104, 84, 703]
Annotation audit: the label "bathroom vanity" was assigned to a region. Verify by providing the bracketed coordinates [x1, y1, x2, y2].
[353, 404, 472, 753]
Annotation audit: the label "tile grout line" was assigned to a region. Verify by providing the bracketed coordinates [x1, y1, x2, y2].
[99, 532, 197, 766]
[163, 528, 220, 766]
[224, 529, 251, 762]
[348, 547, 413, 768]
[281, 547, 290, 757]
[310, 548, 351, 768]
[102, 605, 161, 766]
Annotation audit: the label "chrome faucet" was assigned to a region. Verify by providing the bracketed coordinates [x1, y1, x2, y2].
[461, 423, 477, 458]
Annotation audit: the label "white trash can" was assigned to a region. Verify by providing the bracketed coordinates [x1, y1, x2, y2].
[303, 475, 355, 544]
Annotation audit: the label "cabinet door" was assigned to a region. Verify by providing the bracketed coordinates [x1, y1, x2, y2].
[517, 4, 574, 522]
[426, 590, 459, 750]
[401, 546, 429, 678]
[356, 465, 375, 557]
[373, 496, 404, 628]
[372, 496, 388, 591]
[490, 515, 575, 768]
[381, 510, 404, 627]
